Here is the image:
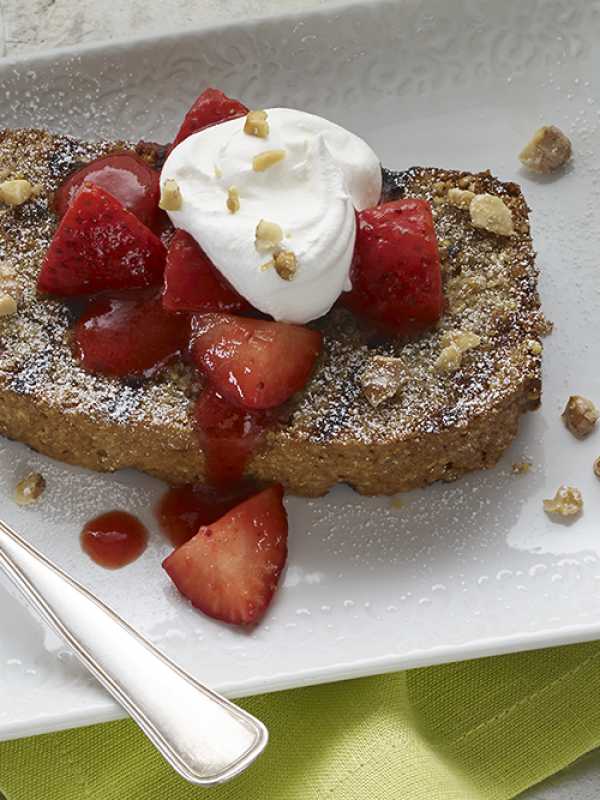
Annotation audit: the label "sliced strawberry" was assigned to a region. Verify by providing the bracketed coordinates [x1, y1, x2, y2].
[163, 230, 249, 314]
[53, 152, 161, 229]
[342, 199, 443, 336]
[191, 313, 322, 410]
[194, 387, 274, 486]
[38, 183, 166, 297]
[72, 292, 190, 378]
[162, 485, 288, 625]
[171, 88, 248, 149]
[156, 483, 255, 547]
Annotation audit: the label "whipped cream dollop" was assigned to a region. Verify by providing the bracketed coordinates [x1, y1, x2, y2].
[160, 108, 382, 323]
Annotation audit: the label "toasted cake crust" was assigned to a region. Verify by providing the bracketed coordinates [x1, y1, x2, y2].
[0, 129, 545, 495]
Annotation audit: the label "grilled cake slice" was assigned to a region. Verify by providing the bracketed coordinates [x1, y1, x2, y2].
[0, 128, 545, 496]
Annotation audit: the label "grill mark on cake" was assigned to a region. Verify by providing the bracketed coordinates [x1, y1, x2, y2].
[0, 130, 542, 445]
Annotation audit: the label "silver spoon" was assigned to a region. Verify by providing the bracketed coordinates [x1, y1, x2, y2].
[0, 518, 268, 785]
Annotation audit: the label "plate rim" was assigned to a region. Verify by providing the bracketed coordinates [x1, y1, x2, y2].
[6, 617, 600, 742]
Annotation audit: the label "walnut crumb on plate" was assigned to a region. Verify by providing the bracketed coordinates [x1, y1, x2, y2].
[512, 461, 531, 475]
[15, 472, 46, 506]
[543, 486, 583, 518]
[519, 126, 572, 174]
[562, 395, 598, 439]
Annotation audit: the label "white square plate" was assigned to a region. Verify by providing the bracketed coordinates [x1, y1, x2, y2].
[1, 0, 600, 742]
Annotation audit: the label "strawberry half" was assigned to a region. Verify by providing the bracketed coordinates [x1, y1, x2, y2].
[171, 88, 248, 149]
[72, 292, 190, 378]
[194, 387, 274, 486]
[162, 484, 288, 626]
[163, 230, 250, 314]
[342, 198, 443, 336]
[191, 313, 322, 410]
[38, 183, 166, 297]
[53, 152, 160, 229]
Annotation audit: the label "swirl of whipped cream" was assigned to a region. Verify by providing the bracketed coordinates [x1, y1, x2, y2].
[160, 108, 382, 323]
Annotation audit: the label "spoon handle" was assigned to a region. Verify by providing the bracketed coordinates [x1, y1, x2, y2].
[0, 519, 267, 785]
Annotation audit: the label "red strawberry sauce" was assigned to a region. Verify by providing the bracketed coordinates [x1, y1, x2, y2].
[155, 483, 254, 547]
[81, 511, 148, 569]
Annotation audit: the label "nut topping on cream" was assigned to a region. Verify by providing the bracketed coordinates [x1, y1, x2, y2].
[160, 108, 382, 323]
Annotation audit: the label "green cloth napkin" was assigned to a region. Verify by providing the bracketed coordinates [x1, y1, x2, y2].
[3, 640, 600, 800]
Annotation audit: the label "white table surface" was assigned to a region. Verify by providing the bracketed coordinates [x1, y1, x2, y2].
[1, 1, 599, 797]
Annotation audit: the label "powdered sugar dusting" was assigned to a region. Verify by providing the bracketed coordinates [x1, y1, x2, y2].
[0, 129, 195, 430]
[0, 131, 543, 485]
[287, 167, 544, 445]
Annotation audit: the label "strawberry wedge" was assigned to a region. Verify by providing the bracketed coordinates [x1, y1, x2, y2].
[53, 152, 161, 229]
[191, 313, 322, 410]
[343, 198, 443, 336]
[171, 88, 248, 149]
[72, 292, 190, 378]
[163, 230, 249, 313]
[38, 183, 166, 296]
[162, 485, 288, 626]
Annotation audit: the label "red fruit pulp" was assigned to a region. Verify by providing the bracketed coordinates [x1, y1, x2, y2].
[163, 230, 249, 314]
[171, 88, 248, 149]
[343, 198, 443, 336]
[54, 153, 161, 229]
[72, 292, 190, 378]
[81, 511, 148, 569]
[162, 484, 288, 626]
[155, 483, 255, 547]
[38, 182, 166, 297]
[191, 313, 322, 410]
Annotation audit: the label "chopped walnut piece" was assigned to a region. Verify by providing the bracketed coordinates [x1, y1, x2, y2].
[526, 339, 543, 355]
[441, 329, 481, 351]
[470, 194, 514, 236]
[244, 110, 269, 138]
[543, 486, 583, 518]
[359, 356, 407, 407]
[274, 250, 297, 281]
[226, 186, 240, 214]
[0, 263, 15, 279]
[253, 149, 286, 172]
[447, 274, 487, 314]
[436, 330, 481, 374]
[519, 126, 572, 174]
[255, 219, 283, 252]
[594, 458, 600, 479]
[447, 188, 475, 208]
[562, 395, 599, 439]
[0, 292, 17, 317]
[435, 343, 462, 373]
[159, 178, 182, 211]
[512, 461, 532, 475]
[15, 472, 46, 506]
[534, 313, 554, 337]
[0, 178, 33, 207]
